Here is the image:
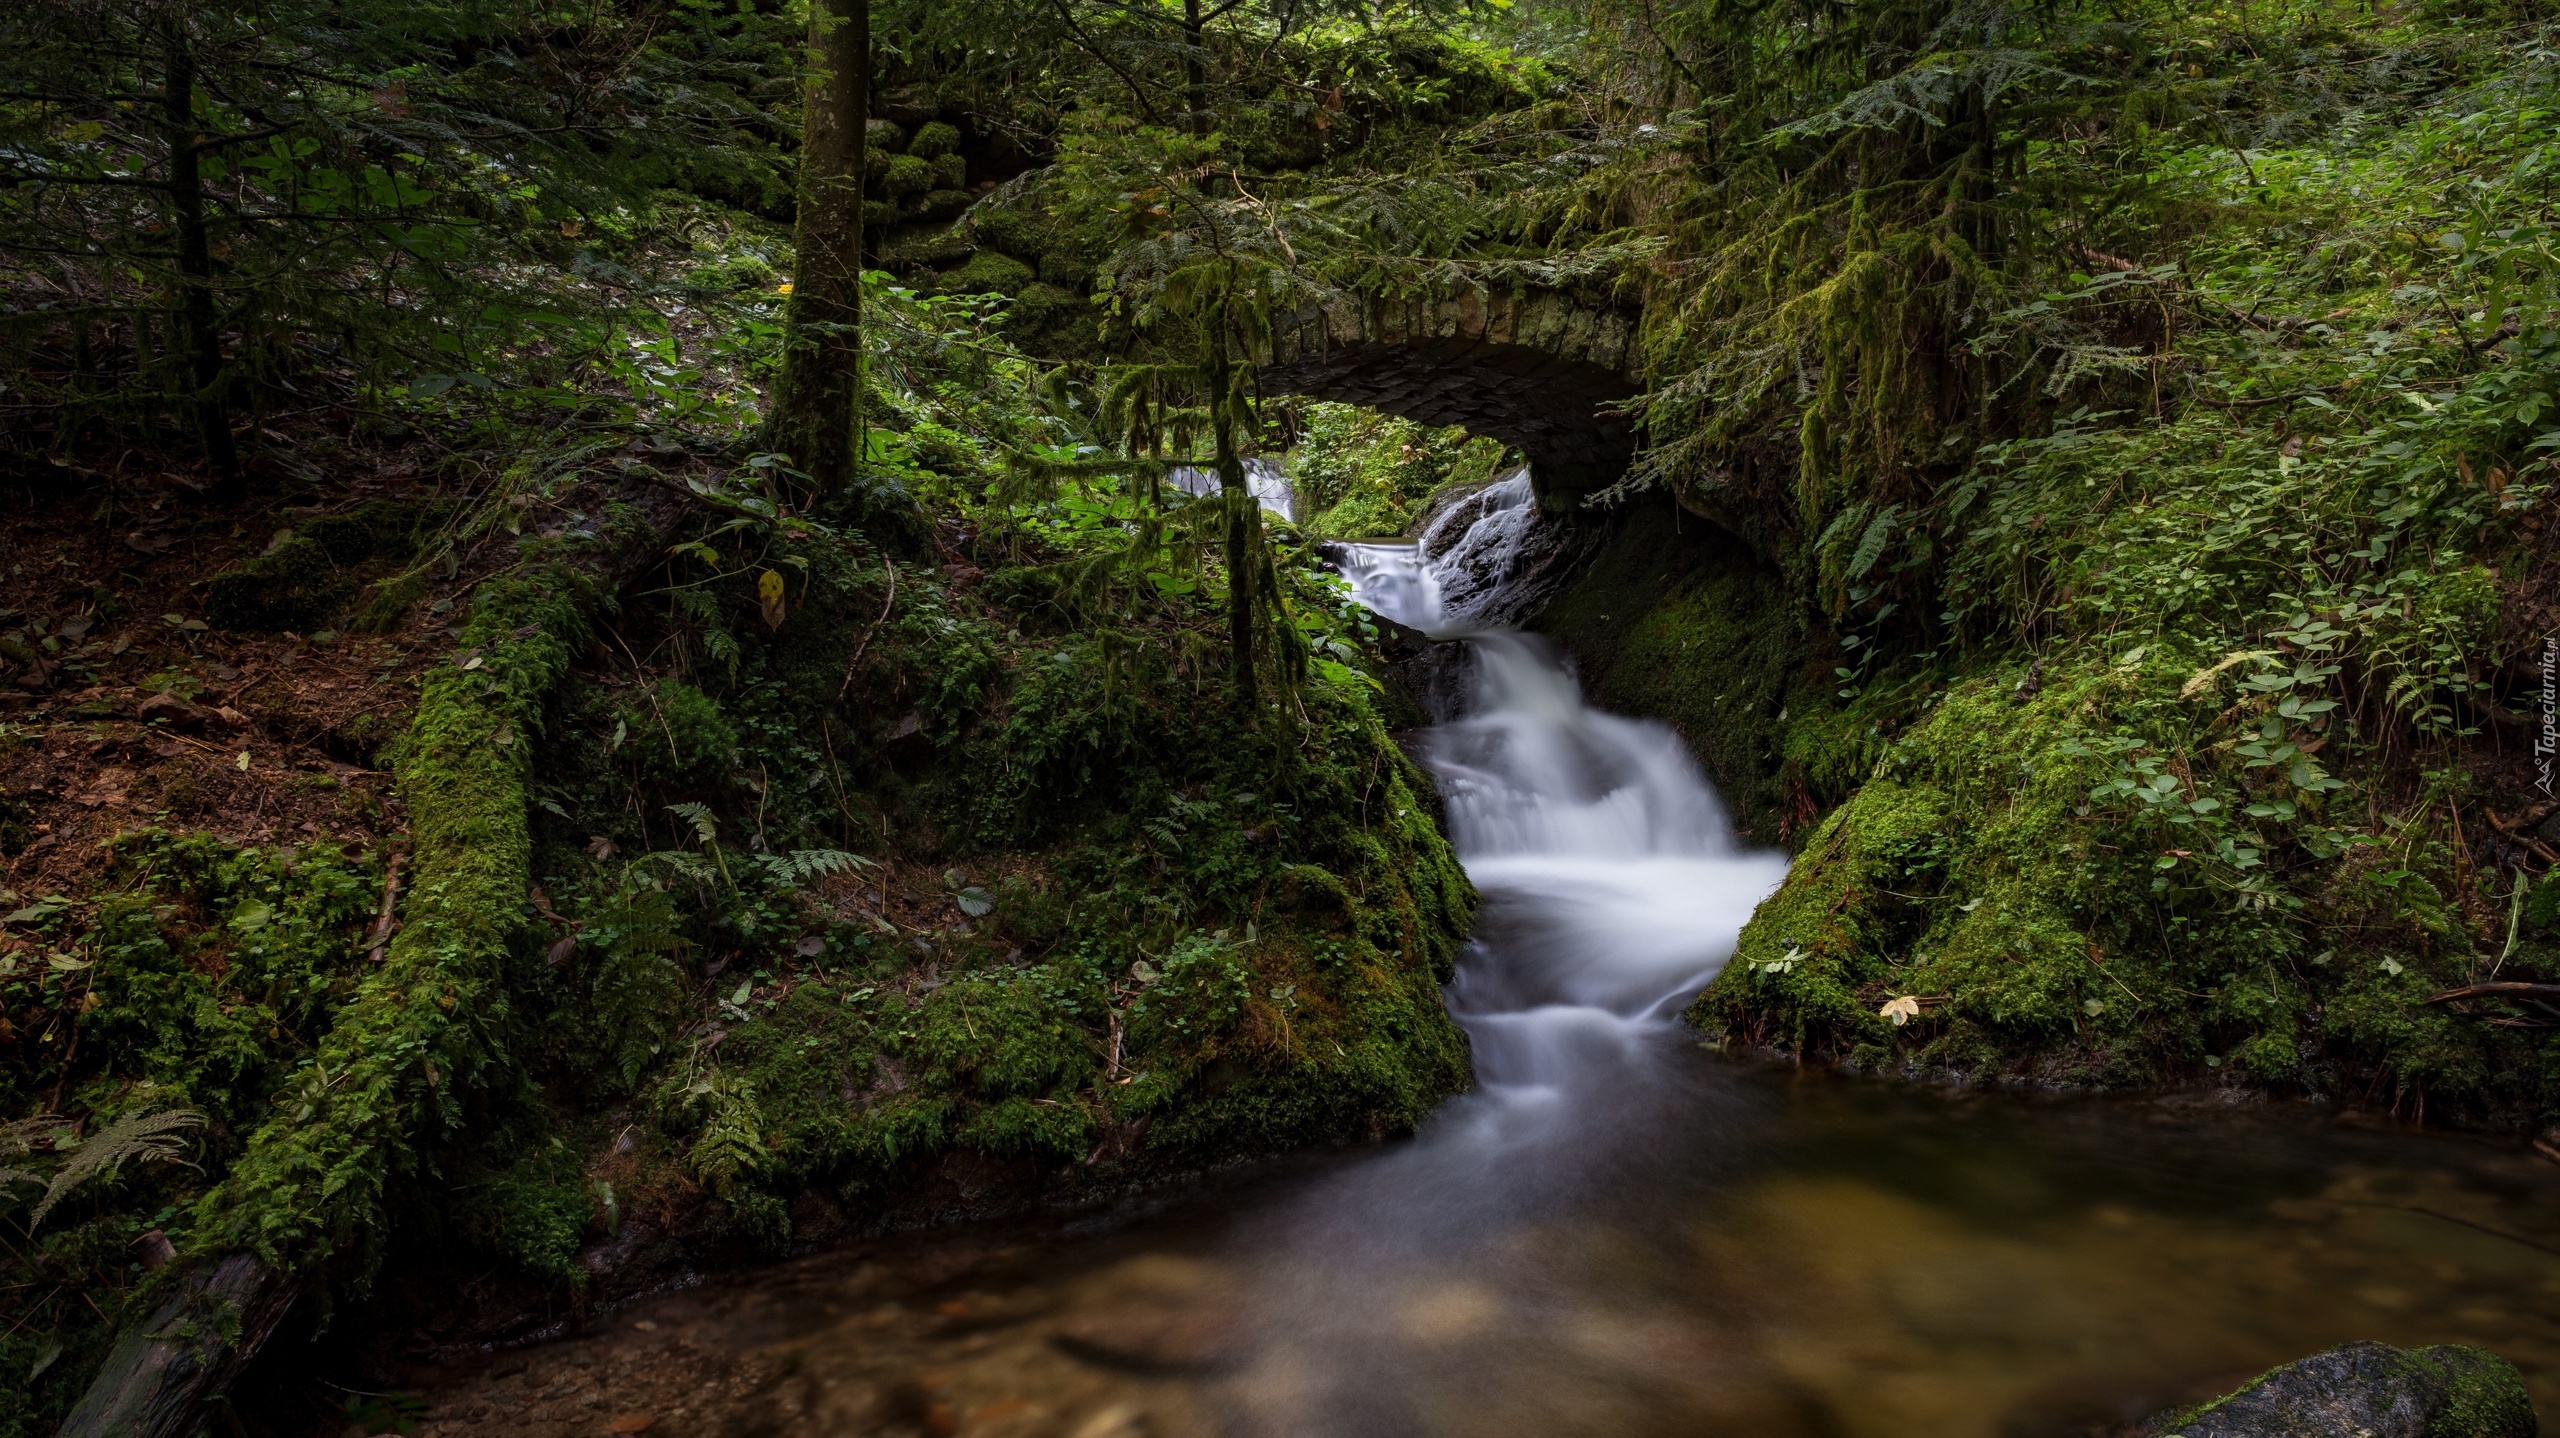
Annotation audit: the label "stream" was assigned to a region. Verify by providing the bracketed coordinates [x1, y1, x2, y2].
[406, 476, 2560, 1438]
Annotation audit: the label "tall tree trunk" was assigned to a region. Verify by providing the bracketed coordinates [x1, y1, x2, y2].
[1210, 347, 1255, 712]
[161, 31, 240, 497]
[1184, 0, 1208, 138]
[766, 0, 867, 490]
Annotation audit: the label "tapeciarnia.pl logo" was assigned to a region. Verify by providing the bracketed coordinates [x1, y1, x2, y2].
[2541, 634, 2558, 797]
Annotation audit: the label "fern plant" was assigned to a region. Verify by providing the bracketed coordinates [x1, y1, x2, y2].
[2, 1105, 206, 1230]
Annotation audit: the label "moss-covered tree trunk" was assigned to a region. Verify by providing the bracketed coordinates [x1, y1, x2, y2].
[765, 0, 868, 489]
[58, 494, 682, 1438]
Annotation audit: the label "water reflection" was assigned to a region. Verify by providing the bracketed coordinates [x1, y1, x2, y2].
[404, 1077, 2560, 1438]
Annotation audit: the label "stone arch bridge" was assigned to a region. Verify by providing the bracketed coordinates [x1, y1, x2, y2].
[1252, 287, 1642, 507]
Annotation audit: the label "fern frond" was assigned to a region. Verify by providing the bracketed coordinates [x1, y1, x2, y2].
[1, 1113, 58, 1160]
[752, 848, 876, 887]
[665, 802, 720, 847]
[30, 1106, 204, 1229]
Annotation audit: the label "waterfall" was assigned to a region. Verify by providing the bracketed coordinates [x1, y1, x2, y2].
[1168, 457, 1296, 520]
[1333, 470, 1785, 1102]
[1224, 472, 1789, 1435]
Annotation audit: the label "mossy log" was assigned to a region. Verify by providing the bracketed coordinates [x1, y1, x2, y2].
[57, 489, 684, 1438]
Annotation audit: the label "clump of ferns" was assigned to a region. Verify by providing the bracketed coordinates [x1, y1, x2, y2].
[1, 1102, 206, 1232]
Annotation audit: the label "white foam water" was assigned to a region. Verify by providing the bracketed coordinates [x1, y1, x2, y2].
[1221, 473, 1789, 1435]
[1169, 457, 1297, 521]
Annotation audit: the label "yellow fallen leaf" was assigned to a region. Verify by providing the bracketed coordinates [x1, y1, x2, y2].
[1879, 995, 1920, 1025]
[758, 570, 787, 629]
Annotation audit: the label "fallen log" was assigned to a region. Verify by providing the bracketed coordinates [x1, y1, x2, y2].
[58, 481, 689, 1438]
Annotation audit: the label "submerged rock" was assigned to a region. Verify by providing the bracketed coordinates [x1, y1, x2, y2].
[2145, 1341, 2533, 1438]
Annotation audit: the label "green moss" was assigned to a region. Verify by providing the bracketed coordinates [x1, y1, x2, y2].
[2426, 1344, 2537, 1437]
[870, 221, 967, 268]
[929, 152, 967, 190]
[620, 678, 738, 780]
[934, 249, 1035, 298]
[187, 555, 600, 1282]
[1533, 499, 1803, 842]
[907, 120, 960, 159]
[873, 152, 933, 199]
[203, 500, 427, 633]
[463, 1144, 593, 1289]
[974, 206, 1052, 259]
[2160, 1342, 2532, 1438]
[908, 188, 974, 222]
[1037, 250, 1094, 289]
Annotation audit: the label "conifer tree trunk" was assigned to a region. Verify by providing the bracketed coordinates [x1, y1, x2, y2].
[1183, 0, 1209, 138]
[1209, 343, 1255, 712]
[160, 30, 241, 497]
[767, 0, 867, 489]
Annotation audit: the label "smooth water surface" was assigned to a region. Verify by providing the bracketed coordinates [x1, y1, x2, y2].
[404, 1083, 2560, 1438]
[408, 474, 2560, 1437]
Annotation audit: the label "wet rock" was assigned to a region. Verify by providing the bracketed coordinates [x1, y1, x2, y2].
[2141, 1341, 2534, 1438]
[1052, 1306, 1242, 1373]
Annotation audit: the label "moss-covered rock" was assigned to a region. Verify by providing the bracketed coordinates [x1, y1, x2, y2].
[973, 205, 1052, 259]
[929, 151, 967, 190]
[878, 223, 972, 273]
[2143, 1341, 2533, 1438]
[935, 248, 1035, 297]
[1037, 249, 1095, 289]
[1001, 281, 1085, 347]
[907, 120, 960, 159]
[1531, 498, 1803, 843]
[874, 152, 933, 199]
[907, 188, 974, 222]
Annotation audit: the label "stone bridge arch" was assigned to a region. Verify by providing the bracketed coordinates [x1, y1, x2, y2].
[1254, 287, 1642, 507]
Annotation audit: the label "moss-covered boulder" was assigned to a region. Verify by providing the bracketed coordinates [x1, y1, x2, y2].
[973, 205, 1052, 259]
[935, 248, 1035, 297]
[1531, 498, 1801, 841]
[1037, 249, 1095, 289]
[874, 152, 933, 199]
[908, 188, 973, 222]
[879, 223, 974, 270]
[1001, 281, 1084, 341]
[908, 120, 960, 159]
[2143, 1342, 2533, 1438]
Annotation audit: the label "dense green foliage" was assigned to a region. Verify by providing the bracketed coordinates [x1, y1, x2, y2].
[1507, 0, 2560, 1110]
[13, 0, 2560, 1425]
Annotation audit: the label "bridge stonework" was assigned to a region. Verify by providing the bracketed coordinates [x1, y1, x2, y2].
[1254, 287, 1642, 507]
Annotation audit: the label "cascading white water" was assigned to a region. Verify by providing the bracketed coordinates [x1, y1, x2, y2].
[1338, 470, 1786, 1113]
[1221, 472, 1789, 1435]
[1169, 457, 1297, 520]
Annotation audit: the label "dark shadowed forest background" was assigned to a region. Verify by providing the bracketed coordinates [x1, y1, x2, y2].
[6, 0, 2560, 1431]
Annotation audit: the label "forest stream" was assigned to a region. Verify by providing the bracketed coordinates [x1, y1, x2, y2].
[17, 7, 2560, 1435]
[399, 483, 2560, 1438]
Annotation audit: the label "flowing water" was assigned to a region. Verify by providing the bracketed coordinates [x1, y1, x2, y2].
[1167, 459, 1297, 521]
[402, 474, 2560, 1438]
